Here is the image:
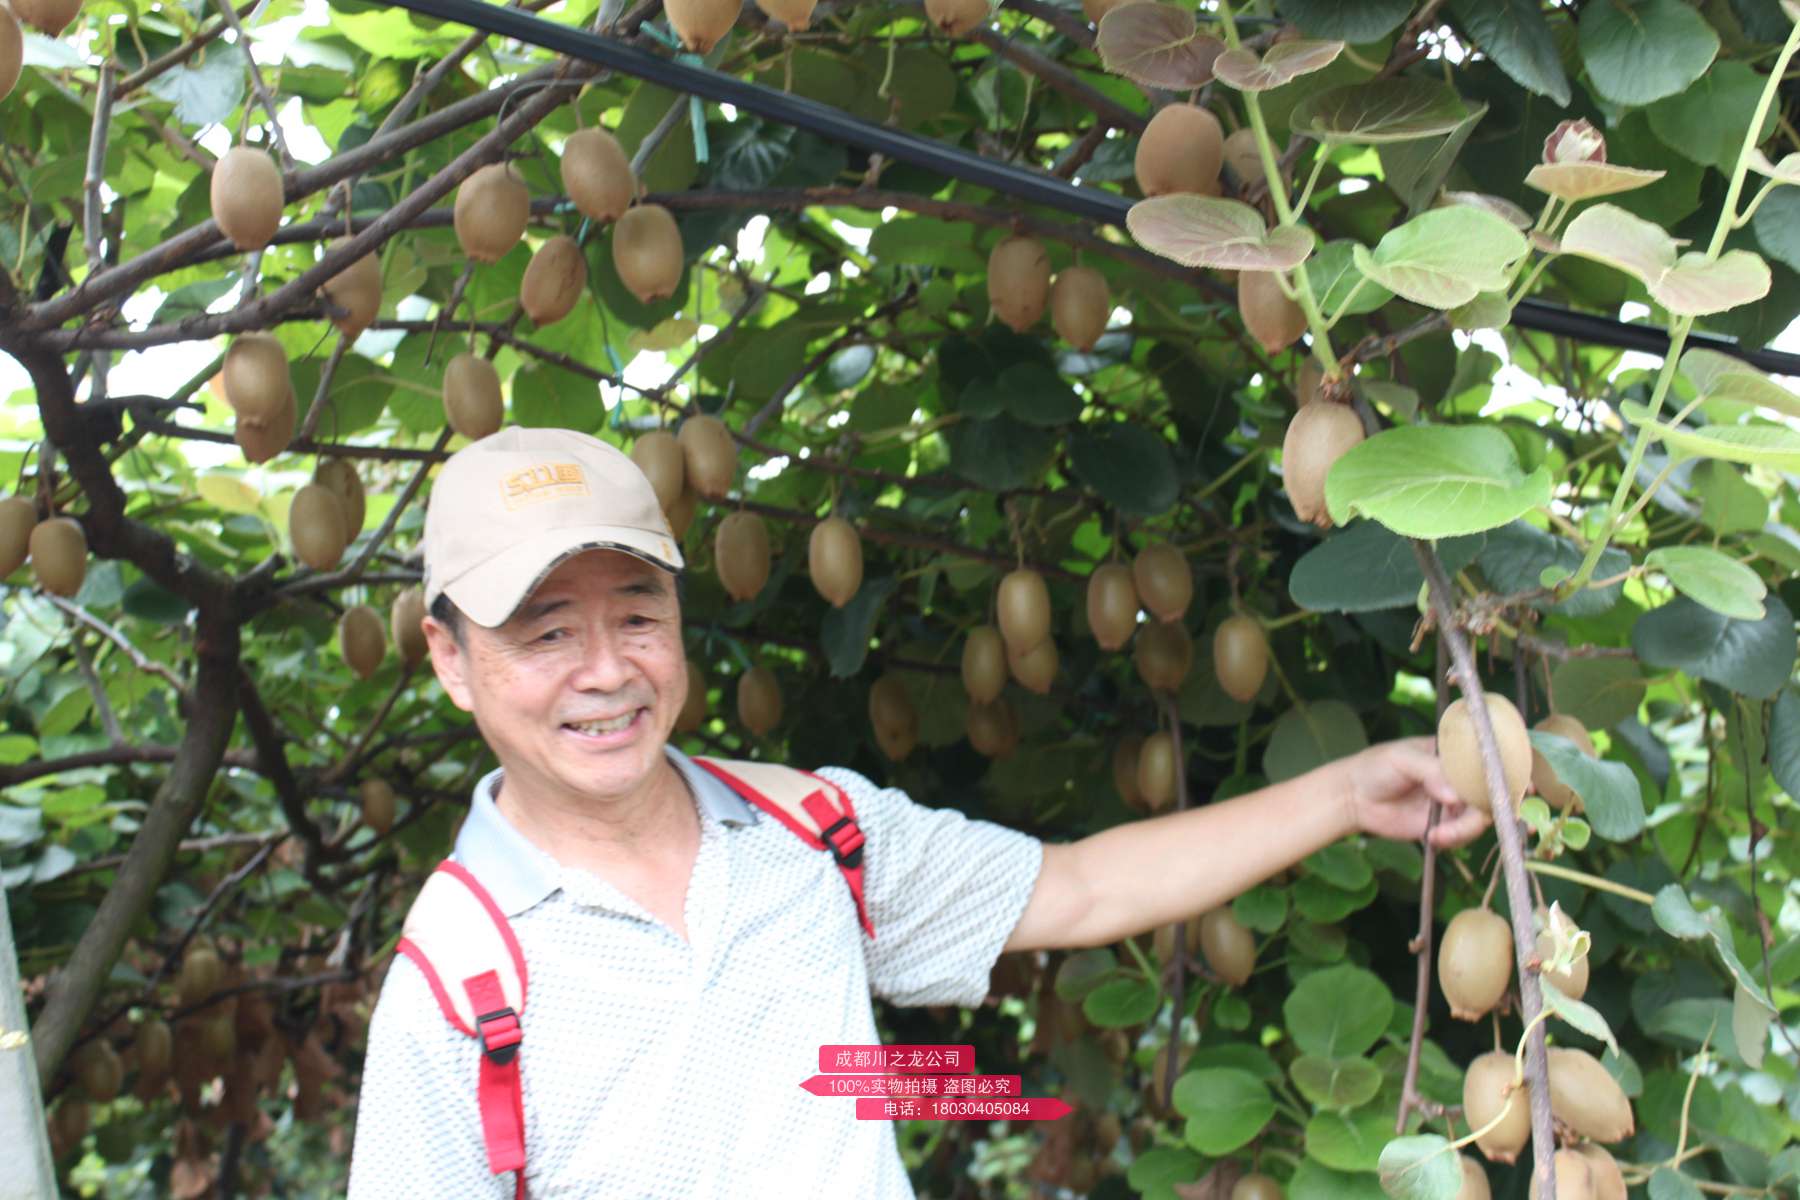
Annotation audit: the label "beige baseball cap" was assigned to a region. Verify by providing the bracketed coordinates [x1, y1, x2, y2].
[422, 426, 684, 628]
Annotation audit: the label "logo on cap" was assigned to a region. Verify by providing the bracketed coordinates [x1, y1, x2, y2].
[501, 462, 589, 510]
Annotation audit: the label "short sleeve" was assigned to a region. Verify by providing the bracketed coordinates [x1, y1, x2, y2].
[814, 766, 1044, 1008]
[347, 954, 512, 1200]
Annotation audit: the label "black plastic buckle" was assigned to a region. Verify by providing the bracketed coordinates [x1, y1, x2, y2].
[476, 1006, 523, 1066]
[819, 815, 865, 869]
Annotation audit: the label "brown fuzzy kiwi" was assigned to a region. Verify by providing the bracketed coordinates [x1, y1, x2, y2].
[49, 1098, 89, 1155]
[665, 0, 738, 51]
[1239, 271, 1306, 356]
[869, 674, 917, 761]
[0, 6, 23, 102]
[737, 665, 782, 735]
[1132, 542, 1192, 623]
[1200, 907, 1256, 986]
[1281, 400, 1364, 528]
[714, 511, 770, 601]
[1133, 620, 1192, 692]
[1438, 907, 1514, 1021]
[997, 568, 1052, 653]
[0, 494, 34, 576]
[178, 943, 223, 1006]
[924, 0, 988, 36]
[289, 484, 349, 572]
[1222, 127, 1266, 189]
[1535, 927, 1590, 1001]
[313, 457, 365, 541]
[961, 625, 1007, 704]
[339, 604, 386, 680]
[560, 127, 635, 224]
[1113, 734, 1145, 811]
[1463, 1051, 1530, 1164]
[453, 163, 529, 264]
[321, 240, 382, 339]
[1051, 266, 1111, 352]
[756, 0, 816, 29]
[1213, 614, 1268, 703]
[13, 0, 79, 35]
[443, 352, 504, 441]
[678, 413, 737, 499]
[988, 236, 1052, 334]
[1081, 0, 1127, 21]
[29, 516, 86, 597]
[1152, 919, 1201, 967]
[211, 146, 284, 251]
[1135, 103, 1224, 197]
[1296, 358, 1325, 407]
[1007, 635, 1058, 695]
[360, 778, 396, 835]
[666, 484, 699, 541]
[1531, 713, 1597, 812]
[808, 516, 863, 608]
[520, 235, 588, 327]
[1456, 1155, 1491, 1200]
[966, 697, 1018, 758]
[222, 333, 292, 424]
[1572, 1144, 1626, 1200]
[77, 1041, 123, 1102]
[1529, 1149, 1594, 1200]
[1547, 1048, 1634, 1143]
[1136, 731, 1177, 812]
[136, 1018, 173, 1079]
[676, 660, 708, 733]
[613, 203, 684, 303]
[1230, 1173, 1282, 1200]
[631, 429, 686, 513]
[1438, 694, 1532, 814]
[390, 586, 428, 667]
[234, 384, 296, 465]
[1086, 563, 1139, 651]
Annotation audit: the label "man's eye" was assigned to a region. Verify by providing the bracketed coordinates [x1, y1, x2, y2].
[536, 628, 568, 643]
[625, 614, 654, 628]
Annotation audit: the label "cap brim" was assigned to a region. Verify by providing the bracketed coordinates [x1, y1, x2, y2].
[442, 526, 685, 628]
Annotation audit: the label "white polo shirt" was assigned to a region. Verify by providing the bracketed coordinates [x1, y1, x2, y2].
[346, 747, 1044, 1198]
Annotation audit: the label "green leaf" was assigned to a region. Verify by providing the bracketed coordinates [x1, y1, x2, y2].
[1539, 978, 1620, 1055]
[1325, 426, 1552, 538]
[1578, 0, 1719, 106]
[1082, 975, 1162, 1027]
[1214, 40, 1346, 92]
[1648, 1167, 1705, 1200]
[1289, 522, 1484, 612]
[1264, 701, 1369, 783]
[1377, 1133, 1463, 1200]
[148, 42, 248, 127]
[946, 415, 1056, 490]
[1646, 61, 1781, 173]
[996, 363, 1081, 427]
[1650, 885, 1778, 1013]
[1275, 0, 1412, 42]
[1054, 947, 1117, 1002]
[1732, 981, 1771, 1070]
[1307, 241, 1395, 316]
[1377, 101, 1489, 214]
[1284, 964, 1393, 1058]
[1291, 1055, 1383, 1111]
[1560, 205, 1771, 316]
[1446, 0, 1569, 105]
[1477, 521, 1629, 617]
[1645, 546, 1768, 620]
[1290, 79, 1476, 145]
[868, 218, 984, 273]
[1292, 1161, 1388, 1200]
[820, 577, 898, 678]
[1095, 3, 1224, 90]
[511, 363, 604, 432]
[1067, 421, 1180, 517]
[1171, 1068, 1275, 1154]
[1751, 186, 1800, 274]
[1621, 403, 1800, 470]
[1233, 885, 1288, 933]
[1678, 348, 1800, 419]
[1550, 657, 1646, 730]
[1127, 1147, 1205, 1197]
[1768, 687, 1800, 803]
[1528, 731, 1645, 840]
[1306, 1108, 1397, 1173]
[1350, 205, 1525, 308]
[1630, 594, 1795, 700]
[1126, 196, 1315, 271]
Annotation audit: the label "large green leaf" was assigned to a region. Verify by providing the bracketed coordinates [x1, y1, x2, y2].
[1651, 886, 1776, 1013]
[1082, 975, 1162, 1027]
[1263, 701, 1369, 783]
[1307, 241, 1395, 317]
[1067, 422, 1180, 517]
[1306, 1108, 1397, 1172]
[1620, 403, 1800, 471]
[1550, 658, 1647, 729]
[511, 363, 605, 431]
[1275, 0, 1412, 42]
[1288, 523, 1484, 612]
[946, 416, 1055, 490]
[1284, 964, 1393, 1058]
[1476, 521, 1629, 617]
[1646, 61, 1781, 173]
[1171, 1068, 1275, 1154]
[149, 43, 248, 128]
[1528, 731, 1645, 840]
[1351, 205, 1525, 308]
[1377, 1134, 1464, 1200]
[1291, 1055, 1383, 1111]
[1768, 688, 1800, 803]
[1644, 546, 1768, 621]
[1127, 196, 1315, 271]
[820, 577, 898, 678]
[995, 363, 1081, 427]
[1291, 79, 1476, 145]
[1560, 205, 1771, 316]
[1752, 186, 1800, 275]
[1324, 426, 1552, 538]
[1578, 0, 1720, 106]
[1291, 1161, 1389, 1200]
[1630, 594, 1796, 700]
[1378, 100, 1490, 214]
[1446, 0, 1569, 105]
[1679, 348, 1800, 419]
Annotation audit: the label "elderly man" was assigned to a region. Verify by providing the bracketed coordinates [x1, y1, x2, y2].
[346, 426, 1486, 1198]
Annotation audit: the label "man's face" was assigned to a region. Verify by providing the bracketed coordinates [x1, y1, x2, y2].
[423, 550, 688, 811]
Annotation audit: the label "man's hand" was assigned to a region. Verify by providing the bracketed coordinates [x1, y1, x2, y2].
[1343, 736, 1489, 849]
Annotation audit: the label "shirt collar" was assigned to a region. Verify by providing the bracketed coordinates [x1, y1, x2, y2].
[453, 745, 759, 918]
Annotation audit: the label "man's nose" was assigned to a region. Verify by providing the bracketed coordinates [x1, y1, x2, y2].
[569, 628, 634, 691]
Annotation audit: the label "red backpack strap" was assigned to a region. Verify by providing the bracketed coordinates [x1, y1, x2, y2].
[692, 758, 875, 940]
[395, 860, 530, 1198]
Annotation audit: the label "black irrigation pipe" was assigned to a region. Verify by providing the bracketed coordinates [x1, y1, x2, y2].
[381, 0, 1800, 378]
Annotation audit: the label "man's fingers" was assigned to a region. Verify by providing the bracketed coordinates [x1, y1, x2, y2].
[1429, 802, 1490, 849]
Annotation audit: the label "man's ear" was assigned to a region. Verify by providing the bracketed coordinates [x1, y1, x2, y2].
[422, 616, 475, 712]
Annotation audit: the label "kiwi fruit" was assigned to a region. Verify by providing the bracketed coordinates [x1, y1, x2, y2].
[1136, 731, 1177, 812]
[1134, 620, 1192, 692]
[290, 483, 350, 572]
[211, 146, 284, 251]
[1463, 1050, 1530, 1164]
[756, 0, 815, 29]
[135, 1018, 173, 1079]
[454, 163, 530, 264]
[29, 516, 86, 596]
[1051, 267, 1110, 352]
[1573, 1143, 1626, 1200]
[222, 333, 292, 424]
[631, 429, 686, 512]
[1296, 358, 1325, 407]
[1222, 126, 1266, 189]
[76, 1041, 123, 1102]
[965, 698, 1019, 758]
[924, 0, 987, 36]
[997, 568, 1052, 653]
[1535, 928, 1589, 1001]
[1113, 735, 1144, 811]
[1239, 271, 1306, 356]
[1281, 400, 1364, 528]
[869, 674, 917, 761]
[443, 352, 505, 440]
[665, 0, 737, 50]
[1213, 615, 1268, 703]
[339, 604, 386, 679]
[961, 625, 1007, 704]
[360, 778, 396, 835]
[1007, 635, 1058, 695]
[235, 386, 296, 464]
[1438, 694, 1532, 814]
[988, 236, 1052, 334]
[0, 494, 33, 575]
[1438, 907, 1514, 1020]
[313, 457, 366, 540]
[1086, 563, 1139, 651]
[1530, 713, 1597, 812]
[679, 413, 737, 499]
[1529, 1149, 1594, 1200]
[178, 943, 223, 1006]
[1135, 103, 1224, 198]
[1456, 1155, 1491, 1200]
[676, 660, 708, 733]
[520, 235, 588, 327]
[1200, 907, 1256, 986]
[666, 484, 699, 541]
[1132, 542, 1192, 623]
[808, 517, 863, 608]
[714, 511, 770, 602]
[49, 1099, 89, 1155]
[1547, 1048, 1634, 1143]
[613, 203, 684, 304]
[391, 586, 428, 667]
[1152, 919, 1201, 966]
[1231, 1173, 1282, 1200]
[737, 665, 782, 735]
[321, 240, 382, 339]
[560, 127, 635, 224]
[0, 6, 23, 102]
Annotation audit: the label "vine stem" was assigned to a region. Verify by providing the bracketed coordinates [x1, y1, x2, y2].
[1523, 860, 1654, 905]
[1413, 539, 1558, 1198]
[1396, 635, 1450, 1134]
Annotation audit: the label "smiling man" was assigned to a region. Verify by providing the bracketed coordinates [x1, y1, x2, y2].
[346, 426, 1487, 1199]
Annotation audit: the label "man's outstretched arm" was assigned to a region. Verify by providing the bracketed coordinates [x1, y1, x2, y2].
[1002, 737, 1489, 954]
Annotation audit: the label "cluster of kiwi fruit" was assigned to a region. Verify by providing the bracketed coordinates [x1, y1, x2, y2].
[1436, 693, 1599, 819]
[986, 235, 1114, 353]
[287, 457, 365, 573]
[2, 495, 87, 596]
